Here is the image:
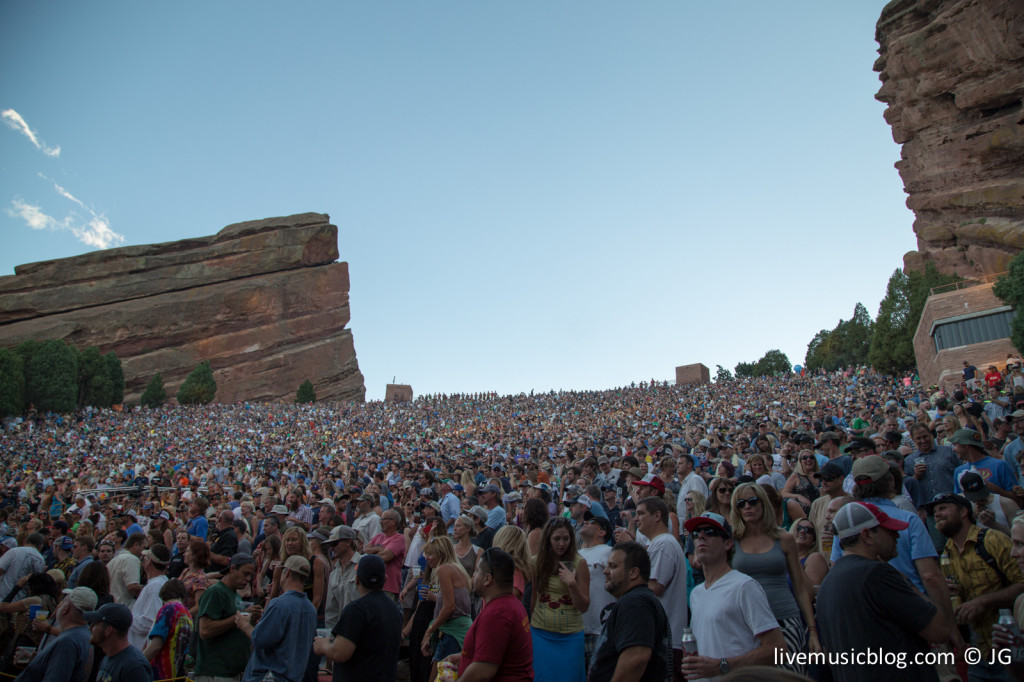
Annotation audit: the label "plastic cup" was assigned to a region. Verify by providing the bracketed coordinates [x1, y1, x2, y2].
[34, 610, 48, 622]
[28, 605, 40, 620]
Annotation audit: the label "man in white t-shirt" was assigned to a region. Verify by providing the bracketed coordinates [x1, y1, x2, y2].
[578, 514, 615, 669]
[677, 454, 709, 522]
[682, 512, 783, 680]
[636, 497, 688, 682]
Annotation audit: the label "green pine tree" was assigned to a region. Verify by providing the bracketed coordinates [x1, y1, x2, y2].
[177, 361, 217, 405]
[0, 348, 25, 417]
[868, 269, 916, 375]
[26, 339, 78, 413]
[994, 251, 1024, 355]
[296, 379, 316, 404]
[140, 373, 168, 408]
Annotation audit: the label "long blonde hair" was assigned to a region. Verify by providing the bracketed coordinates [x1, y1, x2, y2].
[280, 526, 311, 561]
[730, 482, 779, 540]
[493, 525, 533, 581]
[423, 536, 470, 587]
[683, 491, 706, 520]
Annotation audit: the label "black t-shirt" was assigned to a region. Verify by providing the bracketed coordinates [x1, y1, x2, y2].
[332, 589, 403, 682]
[95, 644, 154, 682]
[472, 527, 496, 550]
[207, 527, 238, 571]
[589, 585, 670, 682]
[817, 554, 939, 682]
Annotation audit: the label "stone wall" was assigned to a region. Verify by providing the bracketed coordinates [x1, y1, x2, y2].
[874, 0, 1024, 276]
[0, 213, 366, 404]
[675, 363, 710, 385]
[385, 384, 413, 403]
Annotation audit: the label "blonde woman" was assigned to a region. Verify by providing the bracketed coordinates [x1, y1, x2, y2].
[420, 536, 472, 682]
[268, 527, 328, 616]
[452, 515, 481, 577]
[492, 525, 532, 600]
[731, 482, 820, 674]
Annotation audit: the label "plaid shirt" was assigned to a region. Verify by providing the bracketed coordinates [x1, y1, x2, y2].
[946, 524, 1024, 653]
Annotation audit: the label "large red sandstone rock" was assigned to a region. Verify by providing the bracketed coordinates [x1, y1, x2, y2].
[874, 0, 1024, 277]
[0, 213, 365, 404]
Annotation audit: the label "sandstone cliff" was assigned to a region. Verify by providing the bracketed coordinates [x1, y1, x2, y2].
[874, 0, 1024, 276]
[0, 213, 366, 404]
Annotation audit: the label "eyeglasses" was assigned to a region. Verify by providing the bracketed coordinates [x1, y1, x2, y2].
[549, 517, 572, 528]
[692, 527, 723, 539]
[795, 525, 815, 535]
[800, 456, 815, 461]
[716, 487, 734, 495]
[735, 496, 761, 510]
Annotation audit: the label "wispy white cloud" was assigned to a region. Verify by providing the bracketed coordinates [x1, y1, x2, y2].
[2, 109, 60, 158]
[39, 173, 85, 209]
[7, 198, 125, 250]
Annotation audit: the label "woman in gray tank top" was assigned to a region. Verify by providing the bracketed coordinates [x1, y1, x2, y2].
[730, 482, 821, 674]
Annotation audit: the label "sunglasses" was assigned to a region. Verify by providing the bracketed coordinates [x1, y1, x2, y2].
[795, 525, 815, 535]
[800, 456, 815, 461]
[735, 496, 761, 510]
[717, 487, 734, 495]
[692, 527, 723, 539]
[549, 517, 572, 528]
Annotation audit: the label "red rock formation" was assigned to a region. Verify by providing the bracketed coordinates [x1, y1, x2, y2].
[874, 0, 1024, 276]
[0, 213, 365, 404]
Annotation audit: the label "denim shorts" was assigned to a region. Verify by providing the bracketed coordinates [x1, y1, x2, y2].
[432, 632, 462, 662]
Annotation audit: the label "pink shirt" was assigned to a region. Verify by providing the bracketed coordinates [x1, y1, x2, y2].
[370, 531, 406, 594]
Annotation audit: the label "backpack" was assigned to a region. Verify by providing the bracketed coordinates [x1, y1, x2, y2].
[974, 527, 1009, 587]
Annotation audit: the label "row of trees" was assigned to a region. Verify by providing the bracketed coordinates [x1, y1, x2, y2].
[714, 349, 793, 382]
[0, 340, 124, 416]
[0, 341, 321, 415]
[803, 263, 962, 376]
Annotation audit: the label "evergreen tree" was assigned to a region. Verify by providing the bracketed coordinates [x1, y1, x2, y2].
[104, 352, 124, 405]
[77, 346, 112, 408]
[994, 252, 1024, 355]
[868, 269, 916, 375]
[296, 379, 316, 403]
[26, 339, 78, 413]
[140, 373, 167, 408]
[0, 348, 25, 417]
[714, 365, 733, 382]
[177, 361, 217, 405]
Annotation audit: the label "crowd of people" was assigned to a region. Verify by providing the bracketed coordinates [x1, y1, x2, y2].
[1, 361, 1024, 682]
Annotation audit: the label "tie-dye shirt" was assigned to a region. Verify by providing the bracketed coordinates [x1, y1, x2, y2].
[148, 600, 193, 680]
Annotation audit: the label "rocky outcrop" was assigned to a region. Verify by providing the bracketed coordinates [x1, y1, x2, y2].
[874, 0, 1024, 276]
[0, 213, 366, 404]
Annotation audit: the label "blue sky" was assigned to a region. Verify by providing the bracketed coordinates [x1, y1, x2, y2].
[1, 2, 917, 400]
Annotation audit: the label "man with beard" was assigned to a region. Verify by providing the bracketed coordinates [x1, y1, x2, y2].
[588, 541, 669, 682]
[85, 603, 153, 681]
[817, 502, 948, 682]
[439, 548, 533, 682]
[929, 493, 1024, 682]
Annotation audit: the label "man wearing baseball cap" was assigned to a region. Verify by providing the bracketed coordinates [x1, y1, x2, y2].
[817, 502, 948, 682]
[86, 603, 153, 681]
[829, 455, 962, 645]
[324, 525, 362, 631]
[16, 586, 97, 681]
[314, 554, 403, 681]
[352, 493, 382, 546]
[948, 428, 1018, 503]
[682, 512, 782, 680]
[236, 555, 317, 682]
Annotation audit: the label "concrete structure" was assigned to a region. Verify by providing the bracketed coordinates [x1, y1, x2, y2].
[913, 277, 1017, 390]
[384, 384, 413, 403]
[675, 363, 710, 385]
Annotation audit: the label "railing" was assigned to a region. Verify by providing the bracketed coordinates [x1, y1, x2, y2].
[930, 272, 1007, 296]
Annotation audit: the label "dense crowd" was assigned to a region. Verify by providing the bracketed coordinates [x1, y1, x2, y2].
[1, 362, 1024, 682]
